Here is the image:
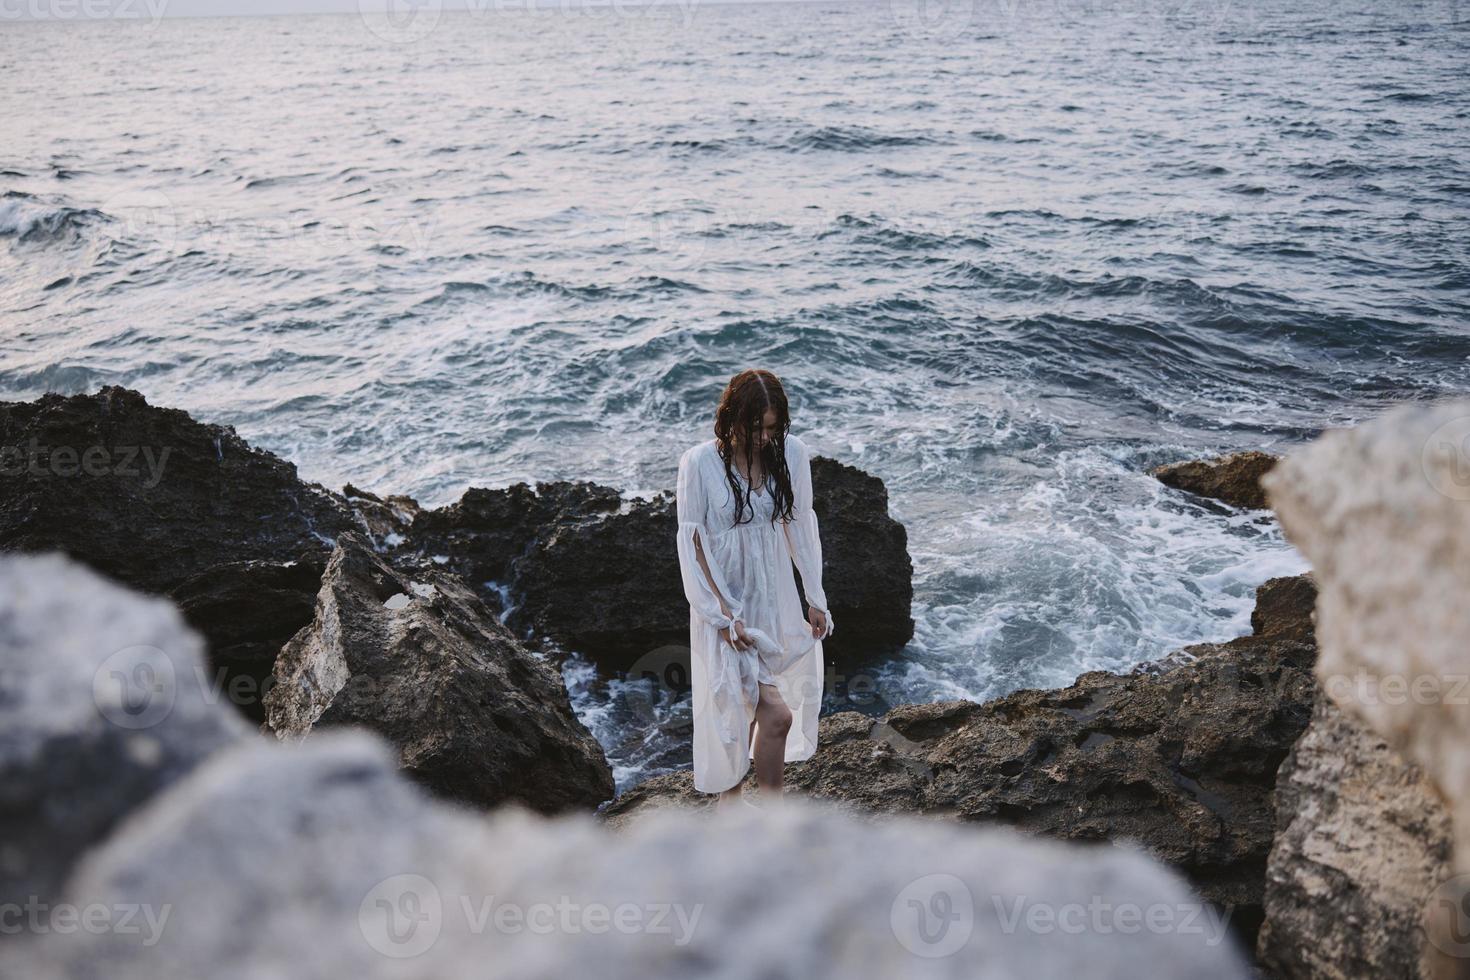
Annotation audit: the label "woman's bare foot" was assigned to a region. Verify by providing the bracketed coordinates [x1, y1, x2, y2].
[716, 785, 747, 811]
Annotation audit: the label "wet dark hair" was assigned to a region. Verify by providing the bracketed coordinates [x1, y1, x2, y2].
[712, 368, 795, 528]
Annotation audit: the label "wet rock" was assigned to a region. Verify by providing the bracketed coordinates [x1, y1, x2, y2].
[1151, 451, 1280, 510]
[263, 532, 614, 812]
[410, 453, 914, 670]
[408, 479, 617, 622]
[168, 558, 325, 723]
[0, 553, 245, 910]
[342, 482, 421, 549]
[1257, 694, 1453, 979]
[0, 387, 355, 593]
[35, 730, 1251, 980]
[603, 575, 1319, 949]
[0, 387, 357, 718]
[1250, 572, 1317, 643]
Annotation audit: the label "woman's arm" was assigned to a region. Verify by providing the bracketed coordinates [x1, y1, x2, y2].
[783, 434, 834, 639]
[675, 445, 745, 633]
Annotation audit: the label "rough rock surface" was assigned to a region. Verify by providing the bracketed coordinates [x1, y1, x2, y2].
[168, 558, 326, 722]
[1256, 694, 1453, 979]
[0, 387, 355, 593]
[408, 451, 914, 670]
[1264, 400, 1470, 972]
[604, 574, 1319, 948]
[0, 553, 244, 909]
[31, 730, 1251, 980]
[1, 390, 916, 681]
[263, 532, 614, 812]
[0, 388, 357, 715]
[1151, 451, 1280, 510]
[342, 482, 422, 549]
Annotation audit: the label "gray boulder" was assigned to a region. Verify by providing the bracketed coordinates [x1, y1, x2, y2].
[0, 553, 244, 910]
[263, 532, 614, 813]
[34, 729, 1250, 980]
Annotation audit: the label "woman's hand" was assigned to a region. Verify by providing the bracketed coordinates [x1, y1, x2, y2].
[720, 619, 754, 652]
[807, 607, 828, 638]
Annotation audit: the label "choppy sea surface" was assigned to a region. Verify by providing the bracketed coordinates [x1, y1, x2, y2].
[3, 0, 1468, 788]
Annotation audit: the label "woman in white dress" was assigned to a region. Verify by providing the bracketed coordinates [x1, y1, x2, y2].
[674, 369, 835, 809]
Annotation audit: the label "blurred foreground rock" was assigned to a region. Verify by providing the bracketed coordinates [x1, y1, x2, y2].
[1265, 401, 1470, 975]
[263, 532, 614, 813]
[0, 554, 245, 910]
[28, 729, 1250, 980]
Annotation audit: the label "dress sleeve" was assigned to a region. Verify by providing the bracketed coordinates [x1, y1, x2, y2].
[783, 435, 834, 639]
[676, 446, 743, 631]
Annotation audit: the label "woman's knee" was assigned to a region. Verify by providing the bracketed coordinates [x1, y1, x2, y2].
[760, 701, 793, 738]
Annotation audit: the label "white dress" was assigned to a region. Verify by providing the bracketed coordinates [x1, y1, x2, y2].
[675, 433, 835, 793]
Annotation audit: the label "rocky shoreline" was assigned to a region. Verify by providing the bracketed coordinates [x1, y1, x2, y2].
[3, 387, 1467, 978]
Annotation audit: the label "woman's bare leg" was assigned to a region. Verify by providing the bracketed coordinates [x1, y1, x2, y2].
[715, 715, 759, 811]
[752, 682, 793, 805]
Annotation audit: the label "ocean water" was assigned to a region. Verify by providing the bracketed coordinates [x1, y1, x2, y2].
[3, 0, 1468, 789]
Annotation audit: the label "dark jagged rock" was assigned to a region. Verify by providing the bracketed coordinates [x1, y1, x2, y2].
[168, 558, 326, 723]
[1256, 694, 1453, 979]
[1151, 451, 1280, 510]
[0, 387, 358, 717]
[409, 480, 626, 625]
[0, 553, 245, 910]
[410, 454, 914, 671]
[263, 532, 615, 812]
[1, 389, 914, 680]
[1250, 571, 1316, 642]
[0, 387, 356, 592]
[603, 574, 1319, 950]
[342, 482, 422, 547]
